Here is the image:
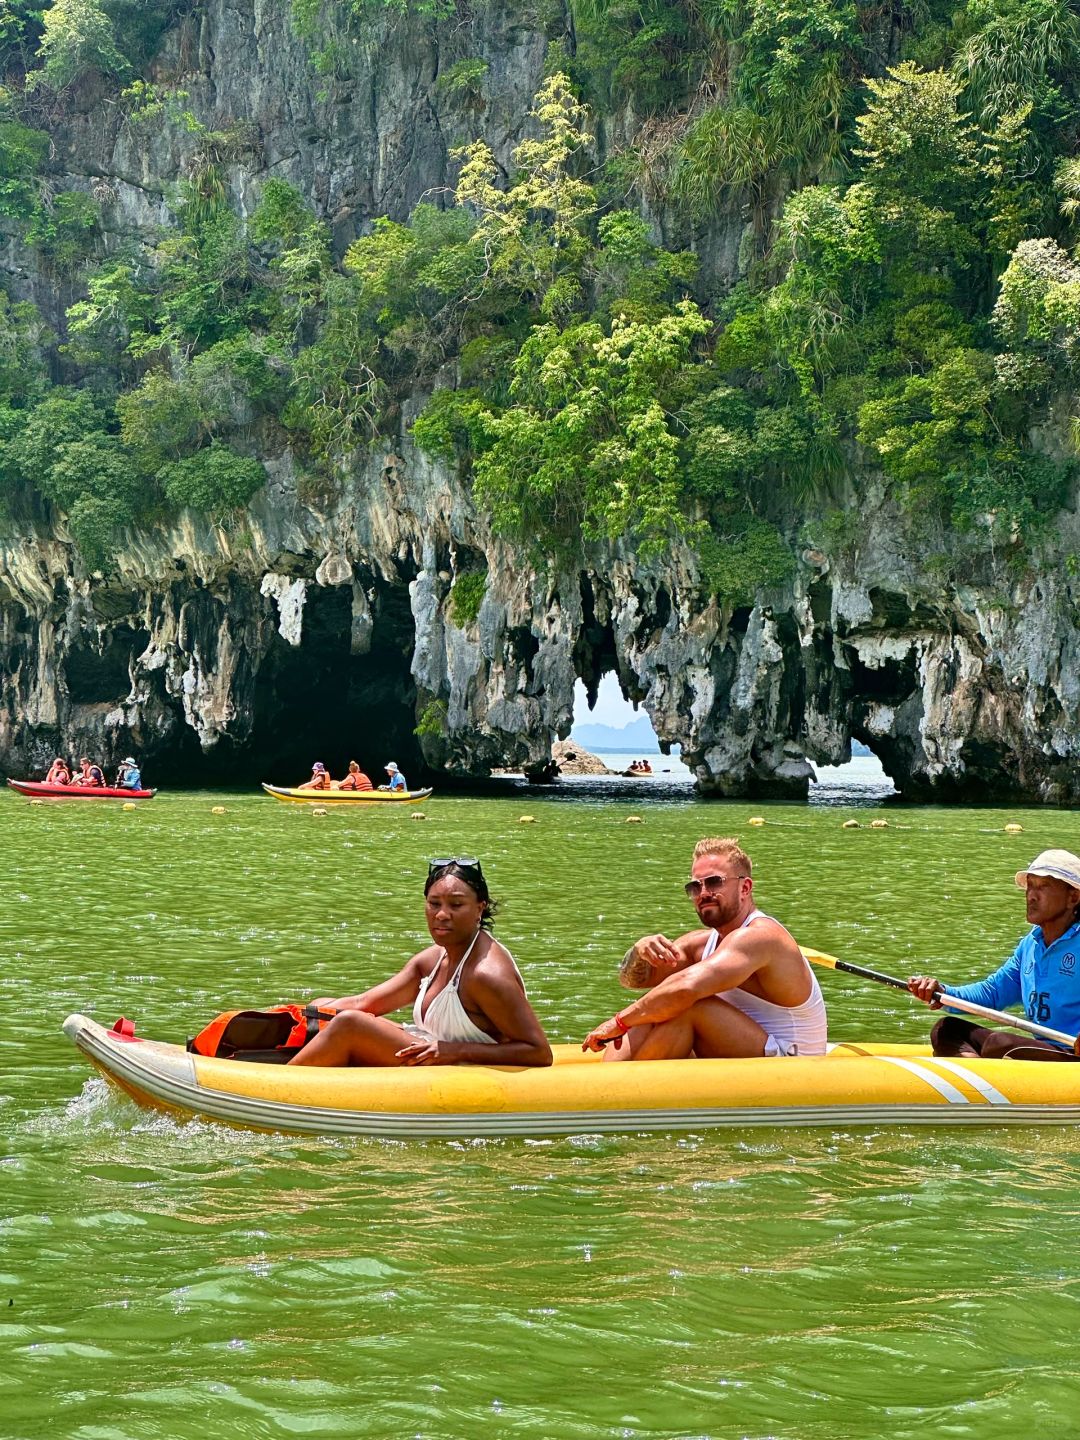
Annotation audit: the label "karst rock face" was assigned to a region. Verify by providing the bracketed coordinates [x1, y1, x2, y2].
[2, 1, 1079, 801]
[5, 447, 1080, 802]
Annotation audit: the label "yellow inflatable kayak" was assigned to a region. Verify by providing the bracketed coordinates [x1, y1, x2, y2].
[260, 783, 433, 804]
[61, 1014, 1080, 1137]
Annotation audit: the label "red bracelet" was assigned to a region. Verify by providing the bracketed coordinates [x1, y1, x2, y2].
[612, 1011, 631, 1034]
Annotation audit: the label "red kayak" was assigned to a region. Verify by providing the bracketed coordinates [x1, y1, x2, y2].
[7, 779, 156, 800]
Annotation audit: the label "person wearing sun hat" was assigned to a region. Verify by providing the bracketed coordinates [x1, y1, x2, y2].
[379, 760, 407, 792]
[908, 849, 1080, 1058]
[117, 756, 142, 790]
[297, 761, 332, 791]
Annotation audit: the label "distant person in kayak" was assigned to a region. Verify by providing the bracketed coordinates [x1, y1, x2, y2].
[289, 859, 552, 1068]
[117, 757, 142, 790]
[908, 849, 1080, 1060]
[72, 758, 105, 787]
[334, 760, 373, 791]
[582, 836, 827, 1060]
[45, 757, 70, 785]
[297, 762, 332, 791]
[380, 761, 407, 792]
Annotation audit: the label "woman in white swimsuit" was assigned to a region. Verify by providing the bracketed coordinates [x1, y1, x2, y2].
[289, 859, 552, 1068]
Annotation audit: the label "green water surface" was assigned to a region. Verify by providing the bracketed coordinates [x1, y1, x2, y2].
[3, 788, 1079, 1439]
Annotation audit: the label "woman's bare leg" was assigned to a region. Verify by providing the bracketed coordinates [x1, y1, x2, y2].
[287, 1011, 413, 1067]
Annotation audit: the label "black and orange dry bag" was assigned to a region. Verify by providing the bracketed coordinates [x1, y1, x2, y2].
[186, 1004, 336, 1063]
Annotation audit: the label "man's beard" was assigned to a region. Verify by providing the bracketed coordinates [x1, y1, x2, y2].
[695, 893, 743, 930]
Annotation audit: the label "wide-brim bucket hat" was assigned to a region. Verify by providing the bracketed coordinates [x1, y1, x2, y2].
[1015, 849, 1080, 889]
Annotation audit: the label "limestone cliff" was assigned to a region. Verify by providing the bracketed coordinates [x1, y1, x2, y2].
[5, 430, 1080, 801]
[2, 0, 1080, 803]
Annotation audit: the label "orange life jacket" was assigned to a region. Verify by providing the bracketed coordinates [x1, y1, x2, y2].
[187, 1003, 336, 1063]
[340, 772, 373, 790]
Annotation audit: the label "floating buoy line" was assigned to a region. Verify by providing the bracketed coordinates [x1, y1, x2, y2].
[730, 817, 1045, 836]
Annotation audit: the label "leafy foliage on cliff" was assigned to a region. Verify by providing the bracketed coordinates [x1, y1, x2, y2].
[0, 0, 1079, 593]
[448, 571, 487, 626]
[564, 0, 1080, 565]
[411, 78, 713, 549]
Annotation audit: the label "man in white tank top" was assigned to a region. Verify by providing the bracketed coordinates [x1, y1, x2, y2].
[582, 837, 827, 1060]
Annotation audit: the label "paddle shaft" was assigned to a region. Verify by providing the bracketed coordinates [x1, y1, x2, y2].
[809, 951, 1077, 1049]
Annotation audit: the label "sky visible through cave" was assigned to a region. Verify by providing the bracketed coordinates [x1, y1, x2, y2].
[572, 674, 656, 737]
[571, 676, 886, 792]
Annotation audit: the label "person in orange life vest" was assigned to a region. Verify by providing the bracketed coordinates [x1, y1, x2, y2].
[72, 758, 105, 787]
[298, 762, 332, 791]
[334, 760, 373, 791]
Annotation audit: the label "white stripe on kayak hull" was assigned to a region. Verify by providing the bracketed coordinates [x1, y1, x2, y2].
[921, 1056, 1012, 1105]
[874, 1055, 975, 1104]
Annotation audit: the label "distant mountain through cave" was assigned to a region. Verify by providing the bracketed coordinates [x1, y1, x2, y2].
[570, 716, 665, 754]
[570, 676, 668, 754]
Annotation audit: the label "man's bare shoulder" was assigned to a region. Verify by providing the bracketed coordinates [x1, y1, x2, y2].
[737, 914, 805, 960]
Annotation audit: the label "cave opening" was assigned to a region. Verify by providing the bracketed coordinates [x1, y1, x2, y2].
[848, 735, 884, 764]
[841, 640, 921, 798]
[846, 645, 919, 708]
[571, 573, 620, 714]
[566, 577, 653, 758]
[64, 625, 150, 705]
[567, 667, 685, 770]
[242, 580, 424, 786]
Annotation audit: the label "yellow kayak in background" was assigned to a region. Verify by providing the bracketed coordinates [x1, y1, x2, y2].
[62, 1014, 1080, 1138]
[260, 783, 433, 804]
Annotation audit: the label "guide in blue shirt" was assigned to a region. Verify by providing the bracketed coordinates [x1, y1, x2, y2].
[118, 756, 142, 790]
[908, 849, 1080, 1059]
[381, 761, 407, 792]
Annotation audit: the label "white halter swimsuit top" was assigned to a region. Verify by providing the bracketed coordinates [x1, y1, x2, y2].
[702, 909, 828, 1055]
[412, 931, 524, 1045]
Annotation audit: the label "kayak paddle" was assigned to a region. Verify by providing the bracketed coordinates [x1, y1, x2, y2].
[802, 948, 1080, 1053]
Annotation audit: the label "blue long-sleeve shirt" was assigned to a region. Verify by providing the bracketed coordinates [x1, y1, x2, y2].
[944, 921, 1080, 1044]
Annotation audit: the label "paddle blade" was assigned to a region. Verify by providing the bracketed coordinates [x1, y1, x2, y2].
[801, 948, 840, 970]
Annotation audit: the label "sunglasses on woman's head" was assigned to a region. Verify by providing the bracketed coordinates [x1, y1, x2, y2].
[428, 856, 483, 876]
